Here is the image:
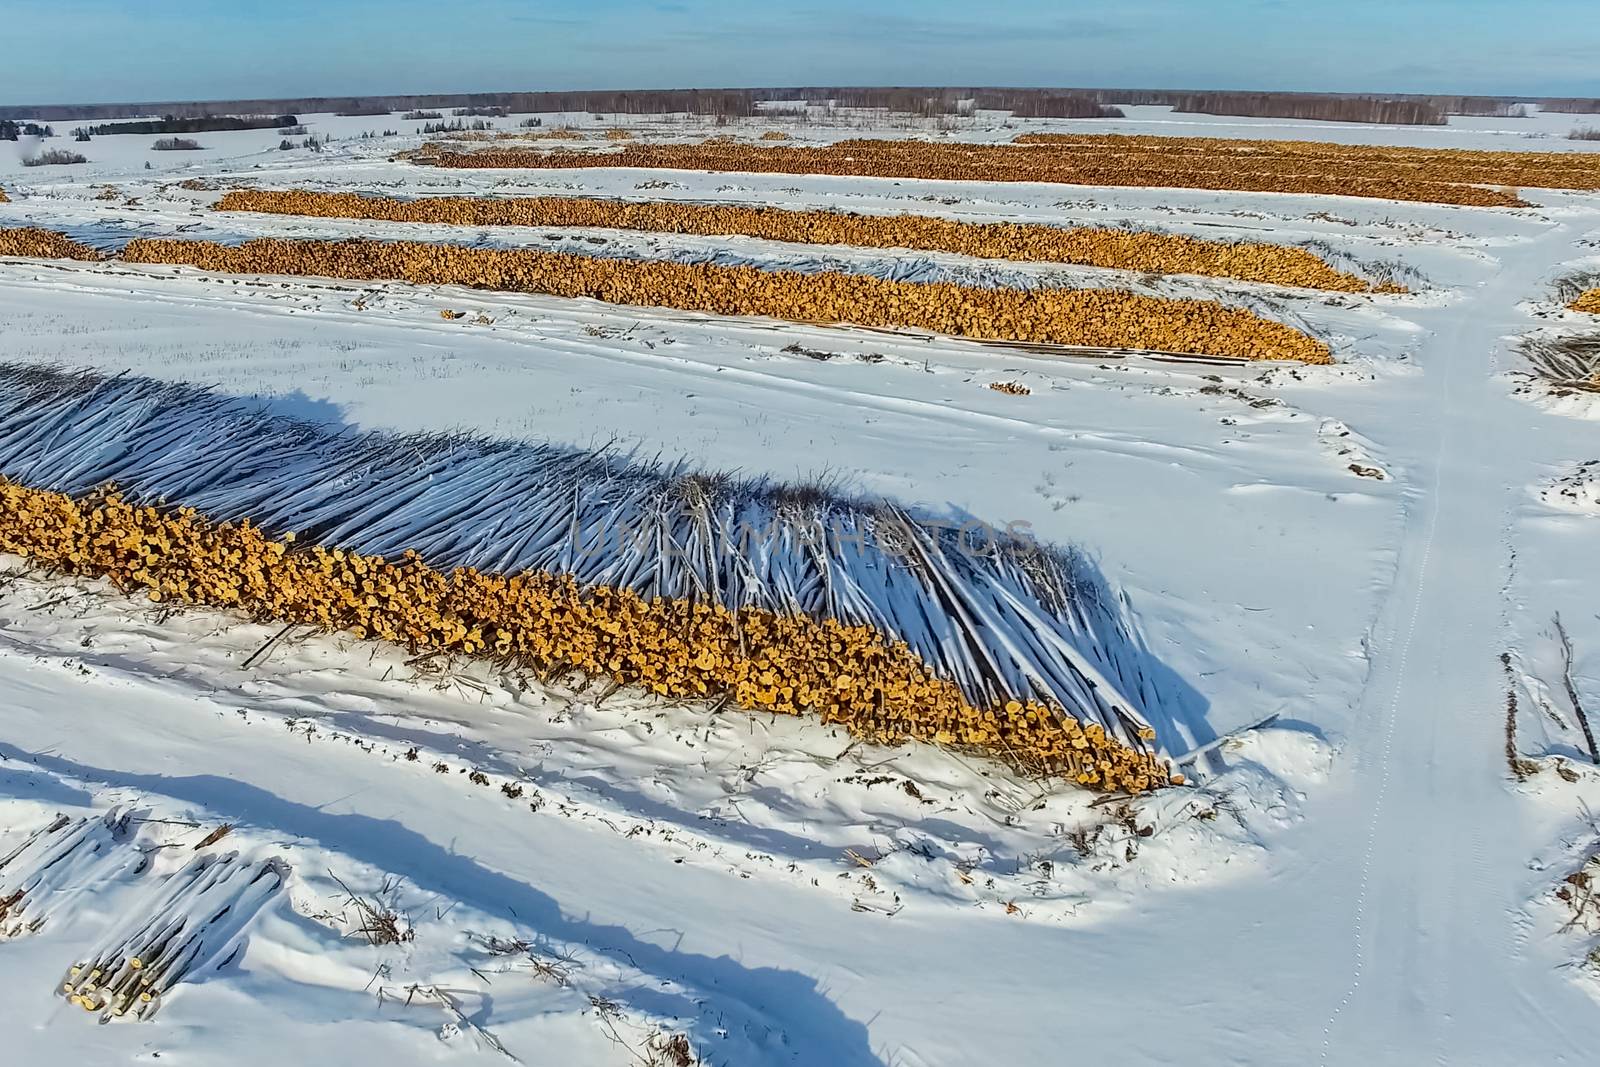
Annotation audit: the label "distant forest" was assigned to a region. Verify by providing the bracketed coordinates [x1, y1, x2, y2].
[4, 88, 1597, 125]
[1539, 98, 1600, 114]
[0, 120, 55, 139]
[1168, 93, 1447, 125]
[85, 114, 297, 135]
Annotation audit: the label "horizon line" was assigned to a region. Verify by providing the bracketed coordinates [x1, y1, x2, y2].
[5, 82, 1596, 113]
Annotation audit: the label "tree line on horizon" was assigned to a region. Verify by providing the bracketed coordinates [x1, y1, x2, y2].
[3, 88, 1596, 126]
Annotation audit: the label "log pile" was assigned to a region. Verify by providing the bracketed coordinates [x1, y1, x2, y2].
[1014, 133, 1598, 193]
[0, 366, 1192, 792]
[119, 235, 1332, 361]
[0, 227, 103, 260]
[0, 482, 1173, 793]
[216, 188, 1391, 292]
[412, 134, 1589, 206]
[59, 853, 286, 1020]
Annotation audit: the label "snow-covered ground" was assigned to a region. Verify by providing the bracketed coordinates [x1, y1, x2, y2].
[1, 109, 1599, 1065]
[8, 101, 1600, 185]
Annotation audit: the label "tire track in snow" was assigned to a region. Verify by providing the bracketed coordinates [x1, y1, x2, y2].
[1317, 436, 1444, 1063]
[1318, 220, 1595, 1064]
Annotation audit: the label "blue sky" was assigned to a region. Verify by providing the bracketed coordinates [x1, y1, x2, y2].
[3, 0, 1597, 105]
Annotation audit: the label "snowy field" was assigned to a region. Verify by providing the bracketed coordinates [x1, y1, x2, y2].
[1, 106, 1600, 1065]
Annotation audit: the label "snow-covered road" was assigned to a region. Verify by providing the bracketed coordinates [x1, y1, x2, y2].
[1314, 217, 1597, 1063]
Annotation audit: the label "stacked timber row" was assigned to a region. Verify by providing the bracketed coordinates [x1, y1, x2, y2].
[0, 227, 103, 260]
[1012, 133, 1600, 192]
[215, 188, 1394, 292]
[1570, 289, 1600, 314]
[0, 367, 1186, 792]
[115, 235, 1332, 361]
[410, 135, 1595, 206]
